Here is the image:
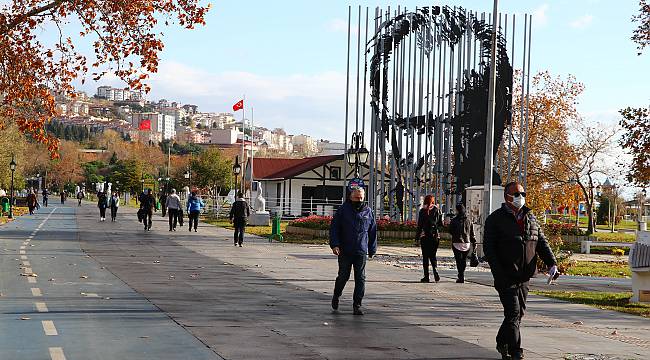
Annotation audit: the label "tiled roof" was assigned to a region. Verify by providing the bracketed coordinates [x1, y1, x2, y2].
[253, 155, 343, 180]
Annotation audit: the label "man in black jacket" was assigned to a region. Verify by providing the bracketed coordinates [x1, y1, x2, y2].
[229, 192, 250, 247]
[484, 182, 557, 360]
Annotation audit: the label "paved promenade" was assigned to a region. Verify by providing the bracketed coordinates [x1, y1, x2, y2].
[1, 203, 649, 359]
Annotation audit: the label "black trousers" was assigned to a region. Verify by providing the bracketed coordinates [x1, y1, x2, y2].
[144, 211, 152, 230]
[177, 209, 184, 226]
[189, 210, 200, 230]
[99, 207, 106, 218]
[43, 198, 48, 207]
[333, 253, 367, 306]
[168, 209, 178, 230]
[233, 220, 245, 245]
[496, 282, 529, 356]
[161, 205, 167, 217]
[420, 237, 439, 279]
[453, 247, 470, 280]
[110, 206, 118, 220]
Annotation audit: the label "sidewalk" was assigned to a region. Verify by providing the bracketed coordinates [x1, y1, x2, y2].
[78, 206, 650, 360]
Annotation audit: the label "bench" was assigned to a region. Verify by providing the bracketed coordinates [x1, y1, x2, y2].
[580, 240, 635, 254]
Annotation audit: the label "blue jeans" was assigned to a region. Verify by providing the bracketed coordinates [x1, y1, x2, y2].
[333, 253, 367, 306]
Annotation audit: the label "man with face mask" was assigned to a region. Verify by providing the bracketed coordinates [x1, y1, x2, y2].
[329, 186, 377, 315]
[484, 181, 557, 360]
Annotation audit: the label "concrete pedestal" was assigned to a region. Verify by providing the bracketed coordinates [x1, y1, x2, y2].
[631, 231, 650, 303]
[249, 212, 270, 226]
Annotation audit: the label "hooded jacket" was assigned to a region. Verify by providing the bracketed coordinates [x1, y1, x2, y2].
[449, 211, 476, 244]
[484, 203, 556, 289]
[187, 195, 204, 212]
[329, 201, 377, 256]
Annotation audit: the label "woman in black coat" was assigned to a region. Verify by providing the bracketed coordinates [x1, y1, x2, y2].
[416, 195, 443, 282]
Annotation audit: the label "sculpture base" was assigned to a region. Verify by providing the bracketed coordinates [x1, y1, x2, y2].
[249, 212, 270, 226]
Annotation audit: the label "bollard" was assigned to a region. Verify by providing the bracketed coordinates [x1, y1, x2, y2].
[268, 214, 284, 242]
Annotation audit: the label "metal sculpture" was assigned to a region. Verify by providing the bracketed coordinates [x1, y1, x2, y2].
[343, 5, 533, 221]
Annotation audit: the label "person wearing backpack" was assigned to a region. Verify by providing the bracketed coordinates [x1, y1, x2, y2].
[97, 191, 108, 222]
[109, 192, 120, 222]
[165, 189, 182, 231]
[449, 203, 476, 283]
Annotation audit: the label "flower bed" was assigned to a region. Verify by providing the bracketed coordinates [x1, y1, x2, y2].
[545, 222, 584, 236]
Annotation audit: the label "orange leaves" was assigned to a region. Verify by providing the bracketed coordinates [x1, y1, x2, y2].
[619, 107, 650, 185]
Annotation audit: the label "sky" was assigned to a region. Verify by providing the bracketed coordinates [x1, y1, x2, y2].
[73, 0, 648, 192]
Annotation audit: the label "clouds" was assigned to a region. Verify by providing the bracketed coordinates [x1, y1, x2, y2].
[570, 14, 594, 29]
[532, 3, 549, 27]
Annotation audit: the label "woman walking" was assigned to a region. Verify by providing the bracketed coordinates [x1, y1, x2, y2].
[97, 191, 108, 221]
[109, 192, 120, 222]
[415, 195, 443, 283]
[186, 192, 205, 232]
[165, 189, 182, 231]
[26, 190, 38, 215]
[449, 204, 476, 283]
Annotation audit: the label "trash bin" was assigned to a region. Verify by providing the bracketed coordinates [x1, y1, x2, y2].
[268, 214, 284, 242]
[1, 197, 9, 214]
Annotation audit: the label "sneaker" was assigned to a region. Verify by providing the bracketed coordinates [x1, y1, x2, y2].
[433, 270, 440, 282]
[353, 305, 364, 315]
[496, 344, 511, 360]
[234, 243, 237, 246]
[331, 295, 339, 310]
[239, 244, 242, 247]
[189, 227, 192, 232]
[456, 278, 464, 283]
[420, 277, 430, 283]
[194, 229, 197, 232]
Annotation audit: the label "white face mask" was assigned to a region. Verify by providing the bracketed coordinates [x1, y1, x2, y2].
[510, 195, 525, 209]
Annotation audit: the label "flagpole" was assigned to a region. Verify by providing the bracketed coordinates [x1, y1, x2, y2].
[241, 94, 245, 194]
[250, 106, 254, 207]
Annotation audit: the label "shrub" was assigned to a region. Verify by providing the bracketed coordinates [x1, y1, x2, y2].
[611, 248, 626, 257]
[545, 222, 584, 236]
[289, 215, 420, 232]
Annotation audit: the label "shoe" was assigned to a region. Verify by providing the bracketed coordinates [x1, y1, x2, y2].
[433, 270, 440, 282]
[169, 229, 173, 232]
[234, 243, 237, 246]
[353, 305, 364, 315]
[189, 227, 192, 232]
[239, 244, 242, 247]
[420, 277, 430, 283]
[331, 295, 339, 310]
[194, 229, 197, 232]
[456, 278, 465, 283]
[496, 344, 511, 360]
[512, 352, 523, 360]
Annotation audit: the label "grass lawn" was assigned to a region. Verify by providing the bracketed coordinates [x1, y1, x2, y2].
[0, 207, 29, 224]
[566, 261, 631, 278]
[531, 290, 650, 318]
[591, 232, 635, 242]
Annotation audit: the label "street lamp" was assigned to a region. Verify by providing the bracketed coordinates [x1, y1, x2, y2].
[346, 132, 369, 178]
[232, 156, 241, 194]
[9, 155, 16, 219]
[640, 189, 647, 224]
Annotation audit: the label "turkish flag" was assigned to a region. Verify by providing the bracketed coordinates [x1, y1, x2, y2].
[232, 99, 244, 112]
[139, 119, 151, 130]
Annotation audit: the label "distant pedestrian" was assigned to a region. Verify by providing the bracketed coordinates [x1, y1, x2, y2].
[26, 190, 38, 215]
[159, 192, 168, 217]
[76, 190, 84, 206]
[415, 194, 443, 283]
[165, 189, 182, 231]
[229, 192, 249, 247]
[60, 190, 66, 204]
[187, 191, 205, 232]
[449, 204, 476, 283]
[484, 182, 557, 360]
[329, 186, 377, 316]
[140, 189, 156, 231]
[97, 191, 108, 221]
[109, 192, 120, 222]
[42, 189, 49, 207]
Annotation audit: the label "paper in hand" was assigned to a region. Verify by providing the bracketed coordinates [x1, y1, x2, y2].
[547, 265, 559, 284]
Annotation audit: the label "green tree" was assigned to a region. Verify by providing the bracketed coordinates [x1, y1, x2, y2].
[191, 148, 232, 192]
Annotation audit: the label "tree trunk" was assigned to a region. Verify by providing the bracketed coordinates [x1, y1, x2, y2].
[586, 203, 594, 235]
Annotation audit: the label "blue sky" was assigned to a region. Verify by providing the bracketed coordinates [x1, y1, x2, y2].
[81, 0, 649, 144]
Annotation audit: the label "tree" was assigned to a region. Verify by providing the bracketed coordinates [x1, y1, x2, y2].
[0, 1, 210, 157]
[497, 71, 583, 214]
[632, 0, 650, 55]
[619, 107, 650, 185]
[48, 141, 84, 189]
[191, 148, 232, 193]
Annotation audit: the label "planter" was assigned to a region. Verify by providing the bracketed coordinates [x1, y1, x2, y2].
[286, 225, 451, 241]
[286, 225, 329, 238]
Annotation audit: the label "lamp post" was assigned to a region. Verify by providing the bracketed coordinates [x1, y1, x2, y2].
[639, 188, 647, 228]
[232, 156, 241, 195]
[9, 155, 16, 219]
[346, 132, 369, 178]
[184, 167, 191, 190]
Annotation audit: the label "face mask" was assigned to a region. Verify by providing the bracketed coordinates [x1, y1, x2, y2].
[352, 201, 364, 210]
[509, 195, 525, 209]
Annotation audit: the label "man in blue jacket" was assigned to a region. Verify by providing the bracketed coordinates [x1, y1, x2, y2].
[330, 186, 377, 315]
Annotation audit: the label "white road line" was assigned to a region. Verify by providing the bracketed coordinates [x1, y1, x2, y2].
[24, 267, 33, 274]
[49, 347, 66, 360]
[19, 250, 25, 254]
[19, 245, 25, 250]
[31, 288, 42, 297]
[23, 261, 30, 266]
[28, 277, 37, 284]
[42, 320, 58, 336]
[20, 255, 27, 260]
[35, 302, 49, 312]
[83, 293, 99, 297]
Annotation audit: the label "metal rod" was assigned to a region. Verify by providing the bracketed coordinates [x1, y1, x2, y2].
[518, 14, 527, 182]
[379, 8, 387, 217]
[523, 15, 533, 188]
[507, 14, 515, 182]
[368, 6, 376, 213]
[355, 5, 362, 136]
[343, 6, 351, 196]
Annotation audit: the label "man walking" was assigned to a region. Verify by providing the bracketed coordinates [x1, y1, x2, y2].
[77, 190, 84, 206]
[109, 192, 120, 222]
[42, 189, 49, 207]
[229, 192, 249, 247]
[140, 189, 156, 231]
[187, 191, 204, 232]
[165, 189, 182, 231]
[159, 191, 168, 217]
[484, 182, 558, 360]
[329, 186, 377, 315]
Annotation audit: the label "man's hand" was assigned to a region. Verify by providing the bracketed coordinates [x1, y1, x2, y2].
[332, 247, 340, 256]
[547, 265, 559, 284]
